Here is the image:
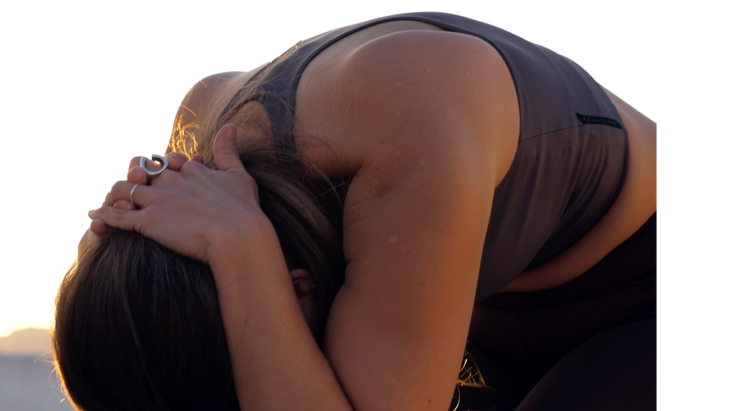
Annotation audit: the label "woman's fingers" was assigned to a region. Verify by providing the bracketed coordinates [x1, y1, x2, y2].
[89, 217, 110, 236]
[213, 124, 246, 175]
[104, 181, 150, 208]
[128, 153, 188, 172]
[88, 206, 144, 235]
[210, 124, 261, 205]
[163, 152, 189, 172]
[127, 166, 148, 185]
[127, 156, 143, 171]
[113, 199, 136, 211]
[127, 152, 190, 185]
[94, 182, 141, 234]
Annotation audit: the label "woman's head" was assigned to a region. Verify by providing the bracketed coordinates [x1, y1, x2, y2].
[55, 151, 346, 410]
[54, 69, 347, 408]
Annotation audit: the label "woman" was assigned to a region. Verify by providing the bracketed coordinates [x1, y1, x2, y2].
[58, 12, 656, 411]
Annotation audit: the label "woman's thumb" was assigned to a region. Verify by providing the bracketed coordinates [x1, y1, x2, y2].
[213, 124, 245, 173]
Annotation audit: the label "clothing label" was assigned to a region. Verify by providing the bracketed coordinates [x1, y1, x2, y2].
[576, 113, 623, 130]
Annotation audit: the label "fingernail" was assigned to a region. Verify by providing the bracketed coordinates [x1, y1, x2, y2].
[225, 124, 236, 140]
[88, 209, 98, 219]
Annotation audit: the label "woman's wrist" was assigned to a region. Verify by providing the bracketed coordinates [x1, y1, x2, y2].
[206, 212, 289, 289]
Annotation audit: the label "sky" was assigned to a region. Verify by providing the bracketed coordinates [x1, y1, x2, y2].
[0, 0, 727, 408]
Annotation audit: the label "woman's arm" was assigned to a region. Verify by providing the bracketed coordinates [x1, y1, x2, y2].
[298, 30, 519, 409]
[204, 128, 354, 410]
[93, 30, 518, 411]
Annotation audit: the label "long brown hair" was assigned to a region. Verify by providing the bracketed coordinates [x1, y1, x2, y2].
[54, 230, 239, 410]
[54, 72, 347, 409]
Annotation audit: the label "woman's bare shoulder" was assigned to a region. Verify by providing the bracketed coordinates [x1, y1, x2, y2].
[178, 72, 245, 120]
[295, 28, 520, 180]
[168, 71, 256, 155]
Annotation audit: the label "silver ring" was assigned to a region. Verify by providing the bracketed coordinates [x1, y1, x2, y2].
[140, 154, 169, 184]
[130, 183, 141, 208]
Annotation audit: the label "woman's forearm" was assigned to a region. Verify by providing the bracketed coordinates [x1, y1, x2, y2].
[210, 222, 353, 411]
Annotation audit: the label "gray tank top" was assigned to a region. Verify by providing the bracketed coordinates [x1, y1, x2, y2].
[240, 12, 628, 301]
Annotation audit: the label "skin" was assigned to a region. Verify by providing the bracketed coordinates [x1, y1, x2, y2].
[89, 20, 656, 411]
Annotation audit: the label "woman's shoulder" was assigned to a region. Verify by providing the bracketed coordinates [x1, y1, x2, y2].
[177, 71, 247, 120]
[294, 26, 520, 180]
[168, 70, 264, 156]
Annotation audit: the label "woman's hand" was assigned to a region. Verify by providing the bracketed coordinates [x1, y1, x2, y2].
[88, 150, 200, 237]
[88, 124, 275, 266]
[106, 151, 200, 211]
[83, 151, 199, 255]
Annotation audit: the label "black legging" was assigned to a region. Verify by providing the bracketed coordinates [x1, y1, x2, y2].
[454, 215, 656, 411]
